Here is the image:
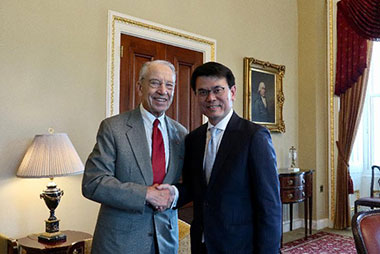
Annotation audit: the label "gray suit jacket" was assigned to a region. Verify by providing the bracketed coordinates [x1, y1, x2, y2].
[82, 107, 187, 254]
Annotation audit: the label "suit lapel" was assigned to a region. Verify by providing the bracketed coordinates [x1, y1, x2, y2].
[195, 124, 209, 188]
[208, 113, 240, 189]
[125, 108, 152, 185]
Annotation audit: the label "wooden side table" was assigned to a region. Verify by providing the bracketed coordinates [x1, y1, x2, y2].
[18, 230, 92, 254]
[278, 169, 313, 243]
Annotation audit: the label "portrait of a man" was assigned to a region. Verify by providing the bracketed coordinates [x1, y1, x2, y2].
[251, 70, 275, 123]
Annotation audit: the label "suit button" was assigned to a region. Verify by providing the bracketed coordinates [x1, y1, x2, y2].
[148, 232, 153, 237]
[204, 202, 208, 207]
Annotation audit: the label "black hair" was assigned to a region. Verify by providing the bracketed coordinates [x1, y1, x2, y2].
[190, 62, 235, 92]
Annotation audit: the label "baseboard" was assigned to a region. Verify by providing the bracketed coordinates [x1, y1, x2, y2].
[282, 218, 303, 232]
[282, 218, 329, 232]
[313, 218, 329, 230]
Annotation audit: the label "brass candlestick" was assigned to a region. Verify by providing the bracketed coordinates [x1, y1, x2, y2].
[289, 146, 297, 168]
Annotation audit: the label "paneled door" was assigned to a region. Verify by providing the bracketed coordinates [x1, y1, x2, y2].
[120, 34, 203, 131]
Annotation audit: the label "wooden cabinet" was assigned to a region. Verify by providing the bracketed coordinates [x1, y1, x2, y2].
[18, 230, 92, 254]
[279, 169, 313, 243]
[279, 173, 306, 203]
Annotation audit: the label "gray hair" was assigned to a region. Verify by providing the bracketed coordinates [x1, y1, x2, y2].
[138, 60, 176, 83]
[257, 81, 266, 93]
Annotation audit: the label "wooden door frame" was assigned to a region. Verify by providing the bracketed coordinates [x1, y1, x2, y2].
[106, 10, 217, 117]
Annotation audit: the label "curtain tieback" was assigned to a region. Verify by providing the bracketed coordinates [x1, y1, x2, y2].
[336, 140, 354, 194]
[336, 141, 349, 168]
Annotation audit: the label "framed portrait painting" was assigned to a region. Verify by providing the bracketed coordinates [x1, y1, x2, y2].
[243, 57, 285, 133]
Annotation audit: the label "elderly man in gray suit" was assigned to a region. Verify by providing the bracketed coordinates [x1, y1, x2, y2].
[82, 60, 187, 254]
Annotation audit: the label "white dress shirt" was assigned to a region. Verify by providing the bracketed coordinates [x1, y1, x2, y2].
[203, 109, 234, 169]
[140, 104, 169, 170]
[140, 104, 179, 207]
[261, 96, 267, 108]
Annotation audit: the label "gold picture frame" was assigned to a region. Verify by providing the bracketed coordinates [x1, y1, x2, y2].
[243, 57, 285, 133]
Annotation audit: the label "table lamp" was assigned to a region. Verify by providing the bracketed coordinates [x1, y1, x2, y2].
[16, 130, 84, 243]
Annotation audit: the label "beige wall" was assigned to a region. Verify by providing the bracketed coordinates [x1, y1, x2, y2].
[0, 0, 327, 238]
[298, 0, 329, 221]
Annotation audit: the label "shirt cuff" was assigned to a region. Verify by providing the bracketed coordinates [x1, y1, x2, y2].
[170, 185, 179, 209]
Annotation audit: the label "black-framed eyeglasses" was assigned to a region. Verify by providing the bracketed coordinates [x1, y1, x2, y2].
[146, 79, 175, 90]
[196, 86, 225, 97]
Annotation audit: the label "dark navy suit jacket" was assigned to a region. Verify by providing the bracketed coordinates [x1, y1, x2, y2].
[178, 112, 282, 254]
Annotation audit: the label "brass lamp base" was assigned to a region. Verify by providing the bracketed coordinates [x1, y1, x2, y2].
[38, 218, 66, 243]
[38, 231, 67, 243]
[38, 179, 66, 244]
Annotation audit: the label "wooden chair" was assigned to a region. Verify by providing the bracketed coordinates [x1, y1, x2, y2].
[352, 209, 380, 254]
[0, 233, 18, 254]
[354, 165, 380, 213]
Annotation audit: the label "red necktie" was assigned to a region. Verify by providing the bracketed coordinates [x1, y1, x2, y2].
[152, 119, 165, 184]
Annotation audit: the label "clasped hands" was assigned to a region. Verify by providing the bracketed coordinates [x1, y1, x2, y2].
[146, 184, 176, 212]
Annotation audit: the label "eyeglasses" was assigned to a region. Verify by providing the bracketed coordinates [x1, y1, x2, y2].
[146, 79, 175, 91]
[196, 86, 225, 97]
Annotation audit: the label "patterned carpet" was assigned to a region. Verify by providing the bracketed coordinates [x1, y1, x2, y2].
[281, 231, 356, 254]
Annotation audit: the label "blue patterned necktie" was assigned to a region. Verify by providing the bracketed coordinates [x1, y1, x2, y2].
[204, 127, 220, 183]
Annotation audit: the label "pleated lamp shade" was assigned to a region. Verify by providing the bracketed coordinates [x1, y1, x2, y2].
[17, 133, 84, 178]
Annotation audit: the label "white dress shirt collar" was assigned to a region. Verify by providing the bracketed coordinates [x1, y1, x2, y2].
[207, 109, 234, 131]
[139, 104, 166, 126]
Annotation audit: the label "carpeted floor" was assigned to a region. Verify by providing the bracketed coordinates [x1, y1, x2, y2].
[281, 231, 356, 254]
[283, 227, 353, 243]
[180, 208, 357, 254]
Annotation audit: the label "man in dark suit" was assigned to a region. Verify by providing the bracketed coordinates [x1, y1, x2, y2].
[177, 62, 282, 254]
[82, 60, 187, 254]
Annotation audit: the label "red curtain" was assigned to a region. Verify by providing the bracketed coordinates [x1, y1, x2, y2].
[340, 0, 380, 41]
[335, 0, 380, 96]
[334, 0, 380, 229]
[334, 43, 372, 229]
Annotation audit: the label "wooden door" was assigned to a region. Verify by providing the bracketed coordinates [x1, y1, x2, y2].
[120, 34, 203, 131]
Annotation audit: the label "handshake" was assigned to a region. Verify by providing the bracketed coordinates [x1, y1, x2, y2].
[145, 184, 176, 212]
